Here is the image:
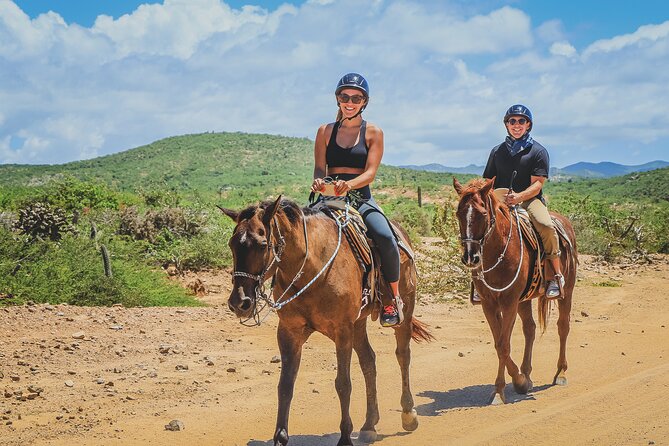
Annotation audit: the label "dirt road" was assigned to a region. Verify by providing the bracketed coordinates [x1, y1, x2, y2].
[1, 254, 668, 446]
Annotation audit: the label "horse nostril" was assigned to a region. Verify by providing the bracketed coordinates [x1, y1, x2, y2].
[472, 254, 480, 264]
[239, 296, 252, 311]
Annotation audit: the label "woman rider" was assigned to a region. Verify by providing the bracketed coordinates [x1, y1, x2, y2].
[481, 104, 564, 299]
[310, 72, 404, 327]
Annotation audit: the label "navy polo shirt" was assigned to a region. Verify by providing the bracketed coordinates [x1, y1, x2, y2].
[482, 140, 550, 200]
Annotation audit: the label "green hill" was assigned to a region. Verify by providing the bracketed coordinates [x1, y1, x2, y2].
[0, 133, 313, 201]
[0, 132, 470, 207]
[545, 167, 669, 204]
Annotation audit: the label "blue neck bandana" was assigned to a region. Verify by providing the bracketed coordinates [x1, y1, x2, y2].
[505, 133, 533, 156]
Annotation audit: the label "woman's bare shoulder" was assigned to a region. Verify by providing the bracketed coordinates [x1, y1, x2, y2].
[365, 122, 384, 137]
[316, 122, 336, 139]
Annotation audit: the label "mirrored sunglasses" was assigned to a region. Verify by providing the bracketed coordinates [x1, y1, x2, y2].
[506, 117, 528, 125]
[337, 93, 365, 104]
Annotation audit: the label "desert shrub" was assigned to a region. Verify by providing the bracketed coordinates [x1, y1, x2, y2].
[15, 201, 74, 241]
[41, 177, 119, 212]
[118, 206, 205, 243]
[0, 211, 15, 230]
[0, 231, 199, 307]
[425, 201, 471, 295]
[138, 185, 181, 207]
[386, 201, 435, 241]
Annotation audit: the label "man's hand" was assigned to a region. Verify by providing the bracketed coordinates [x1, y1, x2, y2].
[504, 191, 522, 206]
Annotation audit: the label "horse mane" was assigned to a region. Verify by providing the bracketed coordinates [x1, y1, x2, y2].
[460, 178, 510, 220]
[238, 198, 321, 225]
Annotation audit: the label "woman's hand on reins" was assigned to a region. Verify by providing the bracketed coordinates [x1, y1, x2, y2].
[334, 180, 351, 196]
[311, 178, 326, 193]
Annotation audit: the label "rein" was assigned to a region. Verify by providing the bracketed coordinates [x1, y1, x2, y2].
[232, 203, 352, 326]
[463, 193, 525, 293]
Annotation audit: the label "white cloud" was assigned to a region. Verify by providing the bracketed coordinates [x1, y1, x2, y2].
[1, 1, 668, 168]
[583, 20, 669, 57]
[549, 41, 576, 57]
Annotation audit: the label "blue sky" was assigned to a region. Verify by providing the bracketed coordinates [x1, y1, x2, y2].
[2, 0, 669, 167]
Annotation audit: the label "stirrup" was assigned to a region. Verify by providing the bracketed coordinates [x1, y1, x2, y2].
[380, 296, 404, 327]
[546, 274, 565, 300]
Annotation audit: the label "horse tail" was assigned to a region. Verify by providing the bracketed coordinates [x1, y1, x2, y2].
[410, 317, 435, 343]
[537, 294, 550, 334]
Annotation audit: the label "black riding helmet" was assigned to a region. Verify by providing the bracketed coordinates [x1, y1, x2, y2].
[335, 72, 369, 120]
[504, 104, 533, 132]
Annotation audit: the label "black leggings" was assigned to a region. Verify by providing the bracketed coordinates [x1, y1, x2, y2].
[357, 198, 400, 283]
[329, 174, 400, 283]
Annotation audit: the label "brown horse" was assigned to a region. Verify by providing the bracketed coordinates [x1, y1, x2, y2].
[220, 196, 432, 446]
[452, 177, 577, 405]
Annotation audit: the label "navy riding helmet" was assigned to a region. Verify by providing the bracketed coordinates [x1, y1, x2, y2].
[335, 72, 369, 97]
[504, 104, 533, 131]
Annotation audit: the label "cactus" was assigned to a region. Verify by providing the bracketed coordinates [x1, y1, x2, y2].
[15, 202, 72, 241]
[90, 222, 98, 240]
[100, 244, 112, 278]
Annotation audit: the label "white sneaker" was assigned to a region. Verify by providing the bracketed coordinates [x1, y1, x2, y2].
[546, 274, 565, 299]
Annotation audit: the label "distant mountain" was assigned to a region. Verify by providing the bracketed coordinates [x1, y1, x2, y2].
[553, 160, 669, 178]
[398, 163, 484, 175]
[403, 160, 669, 179]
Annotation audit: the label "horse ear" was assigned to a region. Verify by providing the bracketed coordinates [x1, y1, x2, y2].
[453, 177, 464, 195]
[480, 177, 495, 196]
[217, 205, 239, 222]
[262, 195, 283, 225]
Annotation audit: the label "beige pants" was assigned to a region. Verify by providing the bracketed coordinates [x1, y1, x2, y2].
[520, 197, 561, 259]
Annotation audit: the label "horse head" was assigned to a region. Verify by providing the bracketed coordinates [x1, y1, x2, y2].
[453, 177, 496, 268]
[219, 196, 283, 319]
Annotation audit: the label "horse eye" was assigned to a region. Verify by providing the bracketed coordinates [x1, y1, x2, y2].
[258, 228, 265, 237]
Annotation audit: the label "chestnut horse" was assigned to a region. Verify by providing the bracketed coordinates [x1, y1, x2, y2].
[220, 196, 432, 446]
[453, 178, 577, 405]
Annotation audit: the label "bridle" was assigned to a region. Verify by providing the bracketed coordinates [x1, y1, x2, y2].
[231, 215, 287, 326]
[460, 192, 525, 293]
[231, 203, 351, 326]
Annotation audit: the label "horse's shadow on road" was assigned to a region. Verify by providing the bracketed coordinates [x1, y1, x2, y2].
[247, 430, 412, 446]
[416, 382, 552, 416]
[246, 384, 553, 445]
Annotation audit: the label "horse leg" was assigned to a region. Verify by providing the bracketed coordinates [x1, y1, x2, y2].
[500, 304, 526, 397]
[334, 327, 355, 446]
[515, 300, 535, 394]
[482, 301, 521, 404]
[393, 317, 418, 431]
[554, 286, 573, 385]
[353, 319, 380, 443]
[273, 323, 309, 446]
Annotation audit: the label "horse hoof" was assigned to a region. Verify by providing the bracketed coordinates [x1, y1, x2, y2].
[514, 377, 533, 394]
[401, 409, 419, 431]
[491, 393, 505, 405]
[554, 374, 568, 386]
[358, 430, 378, 443]
[273, 428, 289, 446]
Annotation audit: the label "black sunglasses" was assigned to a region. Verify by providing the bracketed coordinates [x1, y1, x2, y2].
[506, 117, 528, 125]
[337, 93, 366, 104]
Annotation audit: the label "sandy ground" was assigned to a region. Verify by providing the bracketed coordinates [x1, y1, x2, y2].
[1, 250, 668, 446]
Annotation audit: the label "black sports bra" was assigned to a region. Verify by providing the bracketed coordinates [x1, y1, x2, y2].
[326, 120, 369, 169]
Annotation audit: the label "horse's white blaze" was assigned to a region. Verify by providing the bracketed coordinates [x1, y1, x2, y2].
[466, 205, 474, 240]
[239, 230, 247, 244]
